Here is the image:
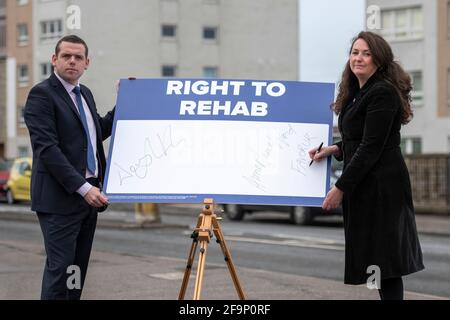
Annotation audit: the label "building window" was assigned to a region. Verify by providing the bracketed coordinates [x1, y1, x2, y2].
[448, 2, 450, 36]
[0, 19, 6, 50]
[203, 67, 218, 78]
[161, 24, 176, 38]
[448, 69, 450, 106]
[162, 65, 176, 77]
[203, 26, 218, 41]
[401, 137, 422, 154]
[18, 106, 25, 127]
[410, 71, 423, 106]
[40, 62, 53, 80]
[381, 7, 423, 41]
[18, 147, 29, 157]
[17, 24, 28, 45]
[18, 64, 29, 86]
[412, 139, 422, 154]
[40, 20, 63, 41]
[16, 0, 28, 5]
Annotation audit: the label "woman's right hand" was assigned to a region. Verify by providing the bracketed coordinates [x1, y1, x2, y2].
[308, 145, 340, 163]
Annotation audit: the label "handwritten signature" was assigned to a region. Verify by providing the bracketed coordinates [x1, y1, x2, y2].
[242, 136, 273, 193]
[291, 133, 313, 176]
[114, 125, 185, 185]
[278, 124, 296, 150]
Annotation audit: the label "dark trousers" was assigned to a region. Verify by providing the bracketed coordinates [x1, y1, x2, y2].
[378, 277, 404, 300]
[37, 206, 97, 300]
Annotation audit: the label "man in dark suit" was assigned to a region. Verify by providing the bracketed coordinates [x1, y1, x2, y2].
[24, 35, 115, 300]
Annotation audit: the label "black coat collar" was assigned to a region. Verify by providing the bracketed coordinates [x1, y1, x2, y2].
[340, 71, 383, 123]
[359, 71, 382, 94]
[347, 71, 383, 105]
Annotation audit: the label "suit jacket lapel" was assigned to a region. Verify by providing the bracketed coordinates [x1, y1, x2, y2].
[49, 73, 81, 121]
[49, 74, 102, 144]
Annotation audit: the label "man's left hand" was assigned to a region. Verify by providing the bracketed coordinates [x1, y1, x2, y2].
[84, 186, 109, 208]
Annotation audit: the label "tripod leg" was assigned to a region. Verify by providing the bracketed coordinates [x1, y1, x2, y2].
[212, 218, 246, 300]
[178, 236, 199, 300]
[193, 240, 209, 300]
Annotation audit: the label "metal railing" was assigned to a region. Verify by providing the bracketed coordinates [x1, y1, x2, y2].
[404, 154, 450, 214]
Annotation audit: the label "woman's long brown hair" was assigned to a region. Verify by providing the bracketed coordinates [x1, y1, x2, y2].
[333, 31, 413, 124]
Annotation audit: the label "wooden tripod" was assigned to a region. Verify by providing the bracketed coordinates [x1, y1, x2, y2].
[178, 198, 246, 300]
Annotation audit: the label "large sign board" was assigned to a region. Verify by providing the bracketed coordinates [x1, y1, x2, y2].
[104, 79, 335, 206]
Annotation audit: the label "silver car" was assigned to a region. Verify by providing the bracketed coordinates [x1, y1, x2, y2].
[223, 168, 342, 225]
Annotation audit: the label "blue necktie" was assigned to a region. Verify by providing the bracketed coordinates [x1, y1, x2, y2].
[72, 86, 96, 175]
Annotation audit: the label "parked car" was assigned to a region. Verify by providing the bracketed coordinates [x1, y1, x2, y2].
[223, 168, 342, 225]
[5, 157, 32, 204]
[0, 159, 13, 202]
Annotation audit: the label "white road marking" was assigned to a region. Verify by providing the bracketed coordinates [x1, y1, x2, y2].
[225, 235, 344, 251]
[182, 230, 344, 251]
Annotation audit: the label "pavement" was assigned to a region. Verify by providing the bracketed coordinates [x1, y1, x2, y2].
[0, 203, 449, 300]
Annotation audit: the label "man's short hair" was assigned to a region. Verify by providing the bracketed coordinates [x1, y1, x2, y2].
[55, 35, 89, 57]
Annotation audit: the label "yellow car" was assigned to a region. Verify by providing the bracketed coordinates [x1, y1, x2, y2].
[5, 157, 32, 204]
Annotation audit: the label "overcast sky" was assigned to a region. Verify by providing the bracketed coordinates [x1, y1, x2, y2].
[299, 0, 366, 84]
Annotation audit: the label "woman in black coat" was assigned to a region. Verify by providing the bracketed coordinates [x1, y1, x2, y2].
[309, 31, 424, 300]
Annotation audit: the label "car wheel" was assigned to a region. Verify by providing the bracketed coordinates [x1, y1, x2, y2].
[290, 206, 313, 225]
[6, 189, 15, 205]
[225, 204, 245, 221]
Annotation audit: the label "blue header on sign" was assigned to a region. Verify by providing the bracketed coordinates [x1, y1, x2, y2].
[114, 78, 334, 124]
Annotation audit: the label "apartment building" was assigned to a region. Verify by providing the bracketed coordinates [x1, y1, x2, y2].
[4, 0, 33, 159]
[2, 0, 298, 158]
[367, 0, 450, 154]
[32, 0, 65, 84]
